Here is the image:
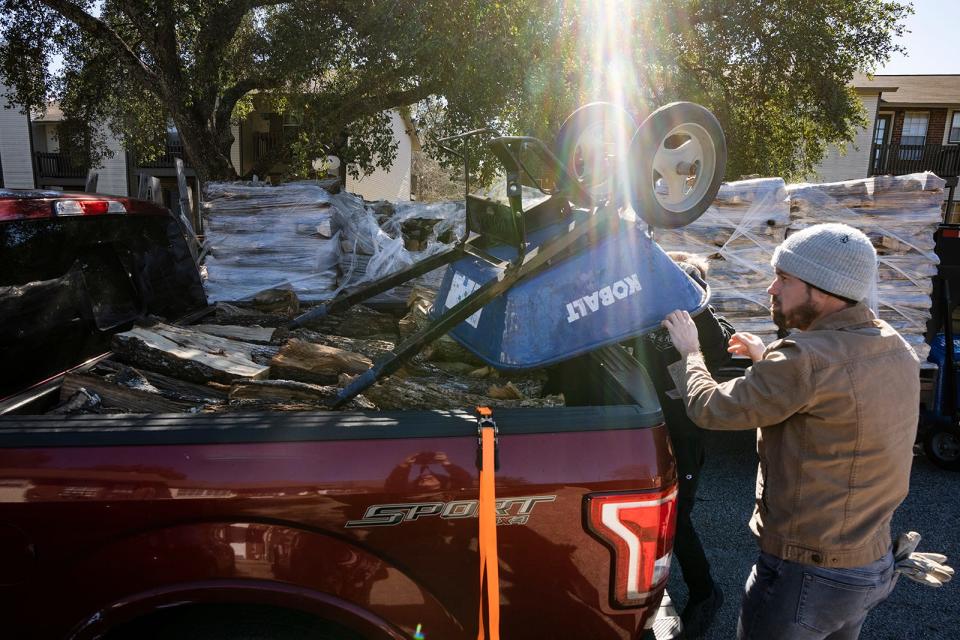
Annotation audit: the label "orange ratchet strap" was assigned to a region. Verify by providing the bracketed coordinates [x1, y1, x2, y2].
[476, 406, 500, 640]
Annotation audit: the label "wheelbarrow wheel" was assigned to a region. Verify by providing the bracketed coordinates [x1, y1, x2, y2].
[628, 102, 726, 228]
[923, 421, 960, 471]
[555, 102, 637, 208]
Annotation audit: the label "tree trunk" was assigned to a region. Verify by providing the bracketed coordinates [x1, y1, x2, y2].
[175, 116, 238, 183]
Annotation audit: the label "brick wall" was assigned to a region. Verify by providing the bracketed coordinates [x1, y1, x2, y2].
[891, 108, 947, 145]
[929, 108, 948, 144]
[891, 110, 904, 145]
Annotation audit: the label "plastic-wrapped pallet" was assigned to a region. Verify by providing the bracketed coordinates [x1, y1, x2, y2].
[333, 197, 465, 304]
[654, 172, 943, 359]
[202, 181, 341, 302]
[202, 181, 466, 305]
[653, 178, 791, 348]
[786, 172, 943, 358]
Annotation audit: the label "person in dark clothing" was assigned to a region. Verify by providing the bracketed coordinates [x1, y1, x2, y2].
[632, 251, 733, 639]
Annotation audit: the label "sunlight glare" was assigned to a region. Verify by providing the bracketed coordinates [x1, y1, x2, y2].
[582, 0, 640, 207]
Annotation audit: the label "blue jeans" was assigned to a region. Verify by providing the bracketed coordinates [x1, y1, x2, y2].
[737, 550, 897, 640]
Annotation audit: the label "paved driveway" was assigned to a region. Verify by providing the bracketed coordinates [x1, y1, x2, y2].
[669, 429, 960, 639]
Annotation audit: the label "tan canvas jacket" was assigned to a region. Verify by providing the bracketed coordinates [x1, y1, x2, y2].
[668, 303, 919, 568]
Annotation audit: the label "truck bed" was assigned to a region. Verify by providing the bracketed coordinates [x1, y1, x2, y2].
[0, 191, 679, 639]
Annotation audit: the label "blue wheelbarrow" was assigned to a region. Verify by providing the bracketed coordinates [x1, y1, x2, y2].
[289, 102, 728, 407]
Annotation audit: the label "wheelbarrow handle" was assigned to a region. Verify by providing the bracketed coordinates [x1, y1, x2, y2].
[436, 128, 502, 144]
[331, 203, 618, 408]
[287, 245, 466, 329]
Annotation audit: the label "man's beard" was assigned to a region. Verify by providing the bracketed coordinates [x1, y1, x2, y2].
[771, 293, 819, 331]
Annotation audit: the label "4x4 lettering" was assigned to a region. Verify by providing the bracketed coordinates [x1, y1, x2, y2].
[496, 496, 556, 516]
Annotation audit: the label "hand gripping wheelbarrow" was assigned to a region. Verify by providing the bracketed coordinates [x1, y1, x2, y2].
[288, 102, 728, 408]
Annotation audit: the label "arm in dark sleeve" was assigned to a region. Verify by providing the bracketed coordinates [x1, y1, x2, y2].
[694, 307, 732, 375]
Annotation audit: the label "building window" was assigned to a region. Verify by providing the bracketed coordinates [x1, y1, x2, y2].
[901, 112, 928, 146]
[899, 112, 928, 160]
[949, 112, 960, 144]
[873, 115, 889, 147]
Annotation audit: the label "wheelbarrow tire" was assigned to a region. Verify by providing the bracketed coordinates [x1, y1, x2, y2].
[555, 102, 637, 208]
[628, 102, 726, 228]
[922, 421, 960, 471]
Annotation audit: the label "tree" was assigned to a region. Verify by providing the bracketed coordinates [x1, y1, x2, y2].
[500, 0, 912, 181]
[0, 0, 538, 183]
[418, 0, 912, 184]
[628, 0, 913, 180]
[0, 0, 911, 187]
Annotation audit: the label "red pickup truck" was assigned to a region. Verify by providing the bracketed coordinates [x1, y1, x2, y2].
[0, 191, 678, 640]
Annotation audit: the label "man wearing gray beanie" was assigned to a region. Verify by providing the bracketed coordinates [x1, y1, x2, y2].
[661, 223, 919, 640]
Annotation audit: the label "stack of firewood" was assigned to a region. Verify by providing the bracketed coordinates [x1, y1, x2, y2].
[203, 181, 465, 306]
[51, 288, 562, 415]
[202, 181, 340, 302]
[654, 173, 944, 358]
[333, 198, 465, 303]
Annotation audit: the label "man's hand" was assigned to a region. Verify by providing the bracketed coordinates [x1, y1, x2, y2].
[727, 332, 766, 363]
[662, 310, 700, 356]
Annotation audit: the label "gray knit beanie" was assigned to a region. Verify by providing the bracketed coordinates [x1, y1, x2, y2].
[771, 223, 877, 301]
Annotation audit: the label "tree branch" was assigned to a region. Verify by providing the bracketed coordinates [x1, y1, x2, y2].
[152, 2, 183, 93]
[195, 1, 255, 98]
[37, 0, 159, 91]
[325, 82, 440, 126]
[215, 76, 284, 128]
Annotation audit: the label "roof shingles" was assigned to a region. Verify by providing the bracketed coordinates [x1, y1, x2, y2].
[852, 74, 960, 106]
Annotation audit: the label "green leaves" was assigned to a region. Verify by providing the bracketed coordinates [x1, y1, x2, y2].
[0, 0, 911, 184]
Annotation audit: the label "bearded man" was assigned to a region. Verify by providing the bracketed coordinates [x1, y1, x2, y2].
[661, 223, 919, 640]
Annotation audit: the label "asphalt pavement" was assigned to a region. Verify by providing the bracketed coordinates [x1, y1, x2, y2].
[667, 429, 960, 639]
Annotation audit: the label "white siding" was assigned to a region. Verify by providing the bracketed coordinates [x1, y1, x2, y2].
[96, 124, 129, 196]
[810, 94, 879, 182]
[346, 110, 412, 201]
[0, 86, 35, 188]
[230, 124, 241, 174]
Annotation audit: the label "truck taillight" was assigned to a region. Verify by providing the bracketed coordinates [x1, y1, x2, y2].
[585, 486, 678, 607]
[54, 200, 127, 216]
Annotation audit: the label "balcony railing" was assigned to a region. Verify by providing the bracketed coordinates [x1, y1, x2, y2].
[253, 131, 289, 161]
[869, 143, 960, 178]
[35, 152, 87, 179]
[137, 143, 190, 169]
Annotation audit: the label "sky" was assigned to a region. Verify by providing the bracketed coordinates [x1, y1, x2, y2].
[876, 0, 960, 75]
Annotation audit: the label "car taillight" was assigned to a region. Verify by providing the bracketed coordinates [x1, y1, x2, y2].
[54, 200, 127, 216]
[585, 486, 678, 607]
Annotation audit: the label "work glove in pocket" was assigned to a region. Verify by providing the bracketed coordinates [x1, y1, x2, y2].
[894, 531, 955, 587]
